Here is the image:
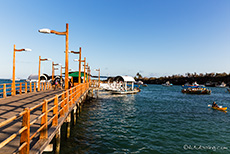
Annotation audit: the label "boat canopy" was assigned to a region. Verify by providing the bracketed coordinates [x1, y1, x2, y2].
[27, 74, 38, 81]
[69, 71, 88, 78]
[114, 76, 135, 82]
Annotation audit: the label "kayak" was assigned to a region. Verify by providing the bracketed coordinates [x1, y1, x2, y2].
[212, 107, 227, 111]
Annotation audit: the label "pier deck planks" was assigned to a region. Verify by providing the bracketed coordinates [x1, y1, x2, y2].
[0, 89, 63, 154]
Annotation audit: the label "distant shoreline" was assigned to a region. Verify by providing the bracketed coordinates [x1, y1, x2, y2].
[136, 73, 230, 86]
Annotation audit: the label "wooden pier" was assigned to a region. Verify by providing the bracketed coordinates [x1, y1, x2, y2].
[0, 82, 92, 154]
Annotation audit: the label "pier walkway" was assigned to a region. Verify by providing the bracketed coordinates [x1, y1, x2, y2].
[0, 83, 90, 154]
[0, 89, 63, 154]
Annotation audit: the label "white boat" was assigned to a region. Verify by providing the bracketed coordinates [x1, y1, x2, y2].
[110, 76, 141, 95]
[162, 81, 173, 87]
[111, 89, 140, 94]
[11, 78, 21, 81]
[216, 82, 226, 88]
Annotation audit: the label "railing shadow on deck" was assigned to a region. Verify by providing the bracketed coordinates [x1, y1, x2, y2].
[0, 82, 90, 154]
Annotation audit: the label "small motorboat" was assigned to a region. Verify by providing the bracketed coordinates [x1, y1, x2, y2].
[182, 88, 211, 94]
[162, 81, 173, 87]
[216, 82, 226, 88]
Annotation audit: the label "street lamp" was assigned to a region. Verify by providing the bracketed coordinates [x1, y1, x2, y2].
[39, 23, 69, 90]
[72, 47, 82, 84]
[88, 66, 91, 82]
[38, 56, 51, 91]
[12, 44, 31, 96]
[83, 63, 89, 83]
[74, 56, 86, 83]
[94, 68, 100, 88]
[52, 62, 61, 81]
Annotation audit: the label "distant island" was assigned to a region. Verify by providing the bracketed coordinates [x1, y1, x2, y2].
[134, 72, 230, 87]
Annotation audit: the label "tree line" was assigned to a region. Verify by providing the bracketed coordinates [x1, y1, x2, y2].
[135, 72, 230, 86]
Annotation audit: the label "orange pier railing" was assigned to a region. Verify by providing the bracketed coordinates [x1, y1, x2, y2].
[0, 82, 90, 154]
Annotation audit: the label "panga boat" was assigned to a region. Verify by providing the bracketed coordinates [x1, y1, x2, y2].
[215, 82, 226, 88]
[182, 82, 204, 89]
[181, 87, 211, 94]
[110, 76, 141, 95]
[162, 81, 173, 87]
[112, 89, 141, 94]
[212, 107, 227, 111]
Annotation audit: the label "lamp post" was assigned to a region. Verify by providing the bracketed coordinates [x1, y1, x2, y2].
[74, 56, 86, 84]
[88, 66, 91, 82]
[83, 63, 89, 83]
[95, 68, 100, 88]
[39, 23, 69, 90]
[67, 48, 81, 83]
[52, 62, 60, 81]
[12, 44, 31, 96]
[38, 56, 51, 91]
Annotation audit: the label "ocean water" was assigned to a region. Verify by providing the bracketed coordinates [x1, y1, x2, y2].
[60, 85, 230, 154]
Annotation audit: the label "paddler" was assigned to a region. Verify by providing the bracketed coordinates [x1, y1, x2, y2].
[212, 101, 219, 108]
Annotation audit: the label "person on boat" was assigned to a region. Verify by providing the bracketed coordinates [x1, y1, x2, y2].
[212, 101, 219, 108]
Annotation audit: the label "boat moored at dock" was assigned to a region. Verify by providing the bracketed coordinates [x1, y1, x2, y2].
[109, 76, 141, 95]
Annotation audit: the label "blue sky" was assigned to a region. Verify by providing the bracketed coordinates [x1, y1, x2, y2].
[0, 0, 229, 79]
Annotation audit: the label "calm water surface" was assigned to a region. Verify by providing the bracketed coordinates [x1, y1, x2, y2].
[61, 85, 230, 154]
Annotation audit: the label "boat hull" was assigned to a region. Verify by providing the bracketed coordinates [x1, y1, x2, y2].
[182, 88, 211, 94]
[111, 89, 140, 95]
[212, 107, 227, 111]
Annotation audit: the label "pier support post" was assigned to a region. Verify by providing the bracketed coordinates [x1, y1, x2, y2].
[25, 82, 27, 94]
[54, 128, 61, 154]
[66, 114, 71, 139]
[76, 104, 80, 117]
[30, 82, 32, 92]
[33, 82, 36, 92]
[72, 106, 77, 125]
[20, 108, 30, 154]
[3, 84, 6, 98]
[20, 83, 22, 94]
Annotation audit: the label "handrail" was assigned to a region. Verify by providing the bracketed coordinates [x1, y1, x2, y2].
[0, 81, 52, 99]
[0, 82, 90, 153]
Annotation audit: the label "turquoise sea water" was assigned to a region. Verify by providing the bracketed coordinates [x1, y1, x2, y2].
[60, 85, 230, 154]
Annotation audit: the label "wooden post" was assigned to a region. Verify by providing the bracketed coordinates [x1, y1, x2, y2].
[38, 56, 41, 91]
[52, 61, 54, 81]
[20, 83, 22, 94]
[44, 82, 47, 90]
[20, 108, 30, 154]
[64, 23, 69, 90]
[12, 45, 16, 96]
[83, 57, 86, 83]
[3, 84, 6, 98]
[34, 82, 36, 92]
[52, 95, 58, 126]
[60, 93, 65, 117]
[78, 47, 81, 84]
[66, 114, 71, 139]
[25, 82, 27, 94]
[41, 82, 43, 91]
[69, 89, 72, 107]
[30, 82, 32, 92]
[73, 106, 77, 125]
[66, 92, 69, 113]
[40, 100, 48, 139]
[54, 128, 61, 154]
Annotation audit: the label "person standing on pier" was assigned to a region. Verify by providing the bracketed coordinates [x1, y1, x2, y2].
[68, 79, 72, 89]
